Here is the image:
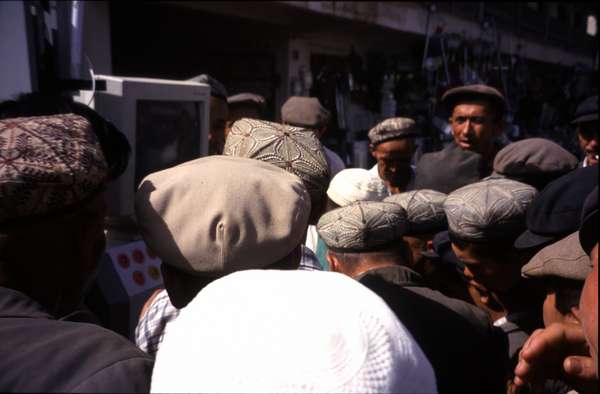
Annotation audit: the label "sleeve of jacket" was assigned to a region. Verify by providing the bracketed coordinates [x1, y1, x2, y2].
[69, 356, 154, 393]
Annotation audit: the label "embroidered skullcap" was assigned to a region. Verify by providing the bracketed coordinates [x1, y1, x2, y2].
[281, 96, 330, 129]
[385, 189, 448, 235]
[444, 178, 537, 242]
[317, 201, 408, 253]
[522, 232, 592, 281]
[224, 118, 329, 214]
[368, 117, 418, 146]
[187, 74, 228, 100]
[327, 168, 388, 207]
[151, 269, 437, 393]
[135, 156, 310, 278]
[0, 114, 108, 225]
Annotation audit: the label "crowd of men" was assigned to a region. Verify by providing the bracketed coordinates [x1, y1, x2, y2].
[0, 72, 597, 393]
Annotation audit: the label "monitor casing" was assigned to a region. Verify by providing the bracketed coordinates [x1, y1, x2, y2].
[74, 74, 210, 219]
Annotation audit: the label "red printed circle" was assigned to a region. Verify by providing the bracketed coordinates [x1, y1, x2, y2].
[117, 254, 130, 269]
[148, 265, 161, 280]
[132, 249, 145, 264]
[132, 270, 145, 286]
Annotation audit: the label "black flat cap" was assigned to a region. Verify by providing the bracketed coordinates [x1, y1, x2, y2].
[442, 84, 507, 117]
[414, 142, 487, 194]
[571, 95, 598, 124]
[514, 165, 599, 250]
[421, 231, 465, 270]
[579, 187, 598, 255]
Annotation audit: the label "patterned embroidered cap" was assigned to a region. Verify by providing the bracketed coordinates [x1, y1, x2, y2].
[444, 178, 537, 242]
[224, 118, 329, 215]
[281, 96, 330, 129]
[368, 117, 419, 146]
[384, 189, 448, 235]
[0, 114, 108, 224]
[317, 201, 408, 252]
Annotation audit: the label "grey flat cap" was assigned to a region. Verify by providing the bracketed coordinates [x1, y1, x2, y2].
[135, 156, 311, 278]
[442, 84, 507, 116]
[188, 74, 228, 100]
[281, 96, 330, 129]
[444, 179, 538, 242]
[317, 201, 408, 253]
[492, 138, 578, 190]
[368, 117, 419, 146]
[384, 189, 448, 235]
[522, 232, 592, 281]
[224, 118, 329, 214]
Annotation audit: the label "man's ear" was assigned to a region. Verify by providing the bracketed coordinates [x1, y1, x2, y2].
[326, 251, 339, 272]
[425, 239, 434, 252]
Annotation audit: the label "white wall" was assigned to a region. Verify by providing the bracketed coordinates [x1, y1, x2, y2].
[0, 1, 32, 101]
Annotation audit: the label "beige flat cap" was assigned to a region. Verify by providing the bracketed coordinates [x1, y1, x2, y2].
[135, 156, 311, 277]
[522, 232, 592, 281]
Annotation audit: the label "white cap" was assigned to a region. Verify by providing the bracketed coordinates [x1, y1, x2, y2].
[327, 168, 388, 207]
[151, 270, 437, 393]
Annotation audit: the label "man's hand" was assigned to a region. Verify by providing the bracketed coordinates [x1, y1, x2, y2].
[513, 322, 598, 393]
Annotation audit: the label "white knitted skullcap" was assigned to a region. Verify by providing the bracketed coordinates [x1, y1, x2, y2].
[327, 168, 389, 207]
[151, 270, 437, 393]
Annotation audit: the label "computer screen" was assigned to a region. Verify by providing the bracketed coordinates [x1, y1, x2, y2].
[135, 99, 201, 188]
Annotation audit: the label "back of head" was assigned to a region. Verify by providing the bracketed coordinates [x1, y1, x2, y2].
[0, 92, 130, 180]
[0, 113, 110, 315]
[327, 168, 388, 207]
[385, 189, 448, 235]
[224, 118, 329, 223]
[492, 138, 578, 190]
[444, 178, 538, 244]
[151, 269, 436, 393]
[135, 156, 311, 280]
[514, 165, 599, 251]
[281, 96, 330, 129]
[0, 114, 109, 225]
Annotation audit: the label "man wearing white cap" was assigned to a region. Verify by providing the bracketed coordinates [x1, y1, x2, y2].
[134, 156, 311, 357]
[151, 269, 437, 393]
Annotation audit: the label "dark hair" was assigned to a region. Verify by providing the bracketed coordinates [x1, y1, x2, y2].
[329, 240, 412, 268]
[0, 92, 130, 180]
[546, 277, 583, 315]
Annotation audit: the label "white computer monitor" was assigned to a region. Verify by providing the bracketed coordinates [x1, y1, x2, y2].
[74, 74, 210, 220]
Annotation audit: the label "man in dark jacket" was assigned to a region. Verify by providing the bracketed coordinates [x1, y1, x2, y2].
[317, 201, 508, 393]
[414, 84, 507, 194]
[0, 113, 152, 392]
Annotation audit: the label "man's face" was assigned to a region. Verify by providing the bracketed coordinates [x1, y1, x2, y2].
[371, 138, 415, 190]
[450, 101, 502, 157]
[208, 96, 229, 155]
[451, 242, 522, 295]
[403, 234, 431, 273]
[579, 243, 598, 369]
[577, 121, 599, 166]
